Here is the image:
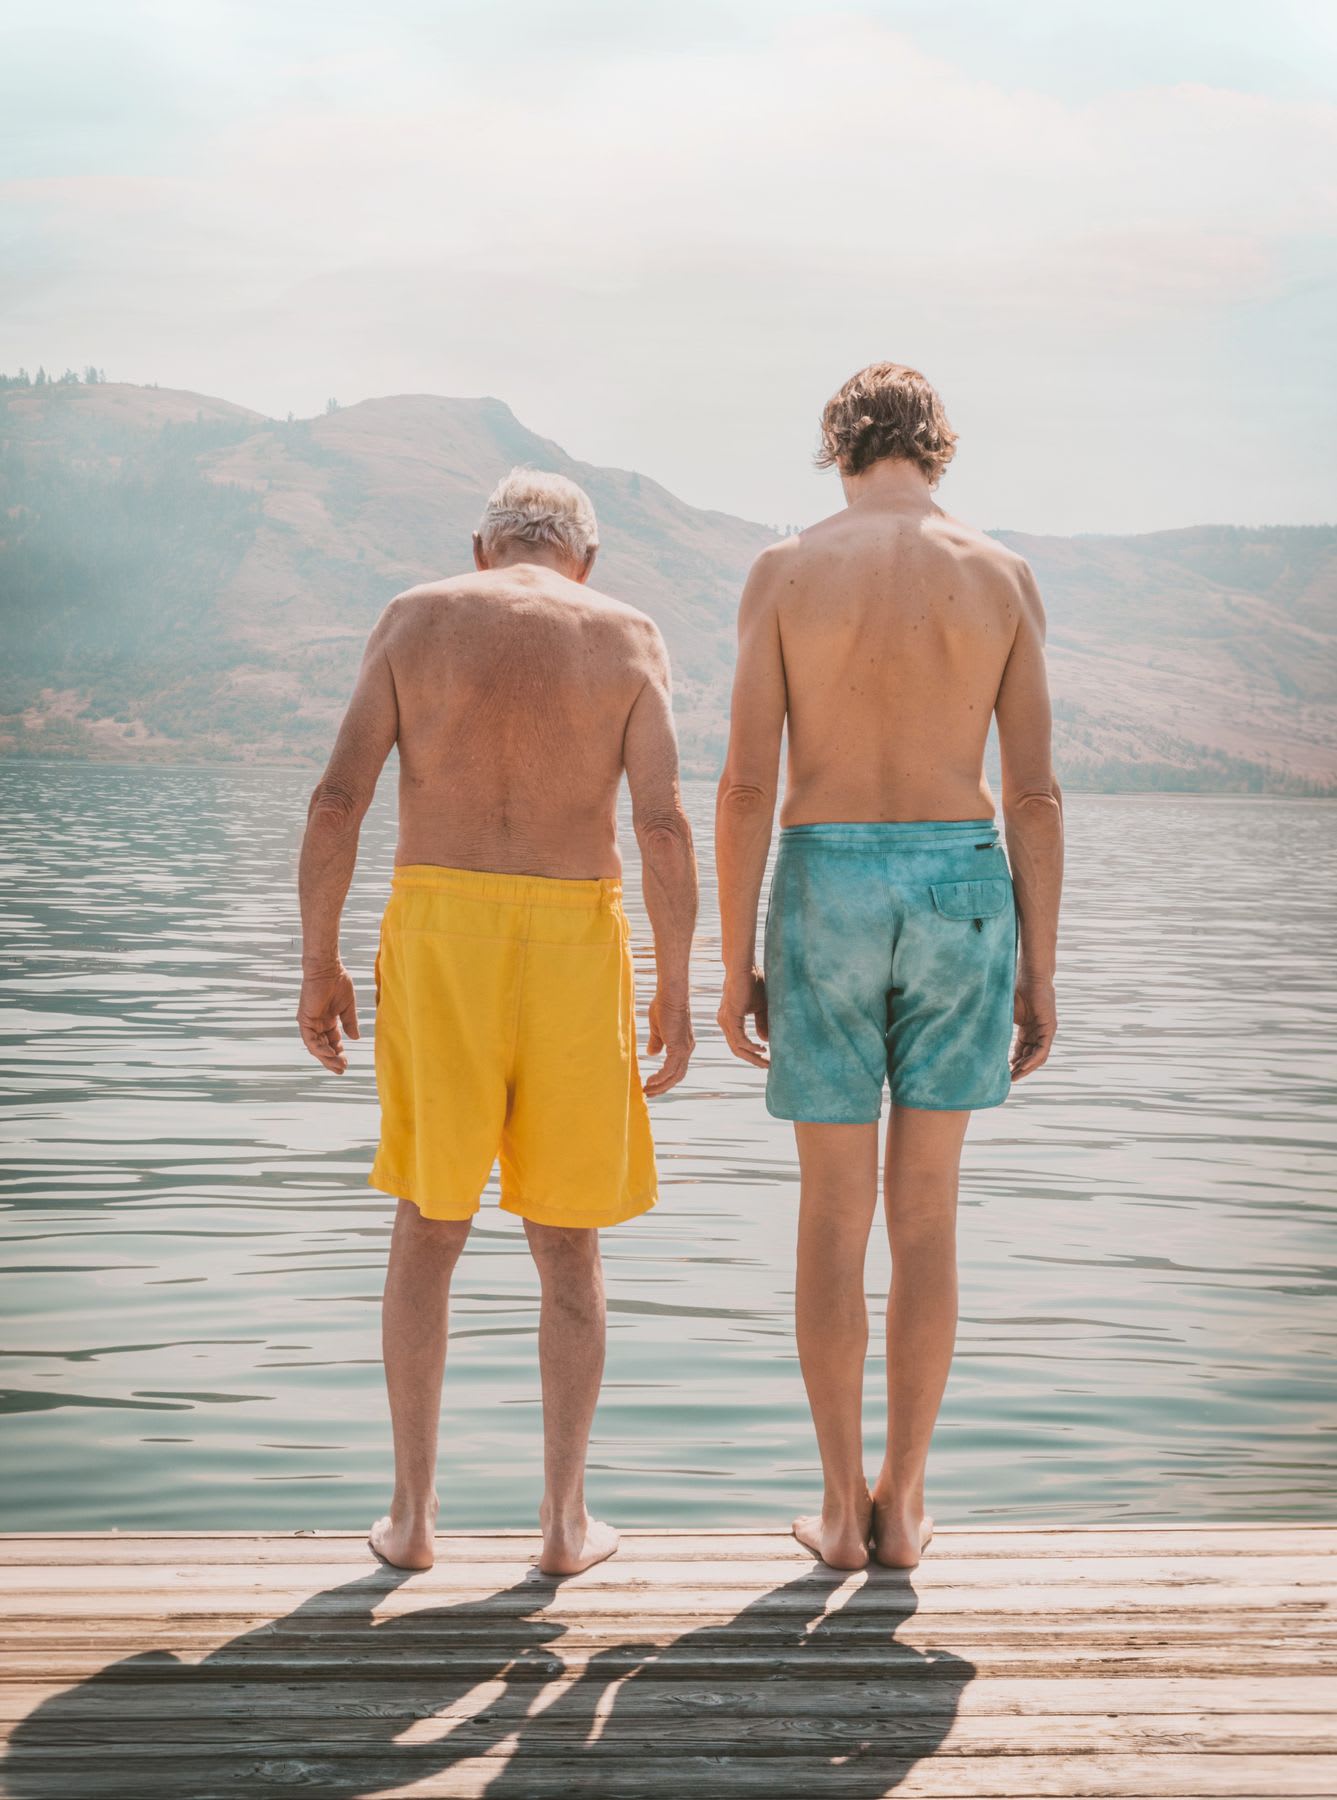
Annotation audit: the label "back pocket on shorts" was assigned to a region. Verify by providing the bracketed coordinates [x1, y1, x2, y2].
[929, 878, 1012, 920]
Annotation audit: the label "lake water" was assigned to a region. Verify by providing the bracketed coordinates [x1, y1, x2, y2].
[1, 762, 1334, 1531]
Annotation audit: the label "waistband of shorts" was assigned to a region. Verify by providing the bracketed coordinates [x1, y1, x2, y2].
[779, 818, 999, 852]
[389, 863, 623, 909]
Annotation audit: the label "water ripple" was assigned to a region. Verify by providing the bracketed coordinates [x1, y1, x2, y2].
[1, 763, 1334, 1528]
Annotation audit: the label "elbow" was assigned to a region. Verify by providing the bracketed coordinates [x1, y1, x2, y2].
[1003, 782, 1063, 829]
[306, 780, 364, 831]
[635, 809, 694, 863]
[717, 775, 776, 818]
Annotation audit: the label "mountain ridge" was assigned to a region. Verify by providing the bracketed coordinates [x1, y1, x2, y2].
[1, 380, 1333, 792]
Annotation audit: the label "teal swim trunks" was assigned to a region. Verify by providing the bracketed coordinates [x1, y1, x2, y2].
[764, 819, 1017, 1121]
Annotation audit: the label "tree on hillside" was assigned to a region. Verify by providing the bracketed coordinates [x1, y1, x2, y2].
[33, 367, 47, 386]
[325, 397, 340, 414]
[83, 366, 101, 385]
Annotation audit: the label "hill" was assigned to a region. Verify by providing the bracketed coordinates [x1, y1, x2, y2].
[1, 380, 1333, 791]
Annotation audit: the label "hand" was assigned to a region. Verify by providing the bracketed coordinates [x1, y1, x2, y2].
[297, 963, 360, 1074]
[644, 990, 694, 1096]
[1011, 975, 1057, 1080]
[717, 967, 769, 1069]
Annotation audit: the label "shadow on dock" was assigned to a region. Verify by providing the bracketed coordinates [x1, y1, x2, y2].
[3, 1562, 976, 1797]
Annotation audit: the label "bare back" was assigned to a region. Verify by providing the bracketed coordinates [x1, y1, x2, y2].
[772, 506, 1031, 824]
[322, 564, 672, 881]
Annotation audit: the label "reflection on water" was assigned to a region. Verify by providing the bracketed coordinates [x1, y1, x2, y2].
[0, 762, 1334, 1528]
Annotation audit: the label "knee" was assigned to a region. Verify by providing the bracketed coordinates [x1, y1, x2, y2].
[886, 1173, 958, 1251]
[526, 1222, 602, 1285]
[394, 1201, 471, 1268]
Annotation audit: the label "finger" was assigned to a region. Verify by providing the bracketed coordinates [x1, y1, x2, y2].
[647, 1027, 664, 1056]
[300, 1019, 347, 1074]
[644, 1055, 670, 1096]
[645, 1044, 691, 1096]
[343, 992, 360, 1041]
[723, 1017, 769, 1069]
[643, 1061, 677, 1097]
[755, 996, 769, 1041]
[309, 1039, 348, 1074]
[1022, 1026, 1056, 1076]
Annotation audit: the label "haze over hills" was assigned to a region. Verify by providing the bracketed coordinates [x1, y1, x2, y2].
[1, 379, 1334, 793]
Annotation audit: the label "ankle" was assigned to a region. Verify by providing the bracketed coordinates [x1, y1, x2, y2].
[822, 1483, 872, 1522]
[391, 1489, 439, 1523]
[540, 1494, 588, 1534]
[873, 1475, 922, 1514]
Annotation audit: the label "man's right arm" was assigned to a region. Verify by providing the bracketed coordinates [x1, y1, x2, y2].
[715, 549, 787, 1068]
[623, 623, 699, 1096]
[995, 562, 1064, 1079]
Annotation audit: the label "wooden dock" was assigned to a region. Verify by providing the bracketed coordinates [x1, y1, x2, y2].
[0, 1525, 1333, 1797]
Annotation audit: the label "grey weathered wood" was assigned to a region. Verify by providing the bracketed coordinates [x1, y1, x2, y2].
[0, 1528, 1332, 1800]
[2, 1673, 1332, 1721]
[0, 1750, 1334, 1798]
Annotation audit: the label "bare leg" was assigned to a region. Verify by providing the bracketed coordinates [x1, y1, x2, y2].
[791, 1122, 879, 1570]
[369, 1199, 471, 1571]
[872, 1105, 970, 1568]
[525, 1221, 619, 1577]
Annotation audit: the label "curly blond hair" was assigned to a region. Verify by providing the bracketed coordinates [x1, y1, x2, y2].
[816, 363, 958, 485]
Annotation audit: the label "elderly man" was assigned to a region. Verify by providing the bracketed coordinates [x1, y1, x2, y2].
[716, 363, 1063, 1571]
[296, 469, 697, 1576]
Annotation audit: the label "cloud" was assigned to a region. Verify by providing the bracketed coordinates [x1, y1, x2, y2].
[2, 7, 1335, 532]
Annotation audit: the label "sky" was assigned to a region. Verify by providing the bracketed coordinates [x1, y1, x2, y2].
[3, 0, 1336, 533]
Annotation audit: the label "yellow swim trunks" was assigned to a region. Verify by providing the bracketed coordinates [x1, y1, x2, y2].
[368, 864, 657, 1228]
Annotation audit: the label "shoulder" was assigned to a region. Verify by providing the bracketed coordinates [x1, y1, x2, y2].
[932, 517, 1044, 611]
[387, 572, 479, 612]
[377, 575, 499, 650]
[380, 575, 466, 628]
[565, 584, 669, 688]
[736, 534, 799, 624]
[581, 583, 665, 646]
[983, 536, 1045, 626]
[747, 533, 803, 585]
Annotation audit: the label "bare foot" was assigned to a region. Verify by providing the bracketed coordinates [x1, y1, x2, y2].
[538, 1510, 620, 1578]
[368, 1509, 437, 1572]
[871, 1495, 933, 1569]
[793, 1496, 872, 1572]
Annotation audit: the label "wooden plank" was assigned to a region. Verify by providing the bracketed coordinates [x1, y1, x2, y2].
[5, 1553, 1332, 1596]
[7, 1522, 1333, 1537]
[2, 1673, 1334, 1723]
[4, 1583, 1333, 1620]
[8, 1644, 1336, 1686]
[4, 1609, 1332, 1652]
[3, 1527, 1334, 1564]
[5, 1710, 1337, 1755]
[0, 1748, 1332, 1798]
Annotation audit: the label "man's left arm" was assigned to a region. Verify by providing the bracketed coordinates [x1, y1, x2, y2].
[296, 602, 401, 1073]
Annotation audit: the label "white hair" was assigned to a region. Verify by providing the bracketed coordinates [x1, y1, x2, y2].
[477, 467, 599, 564]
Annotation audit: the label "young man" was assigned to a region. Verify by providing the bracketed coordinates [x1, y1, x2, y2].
[716, 364, 1063, 1570]
[296, 469, 697, 1576]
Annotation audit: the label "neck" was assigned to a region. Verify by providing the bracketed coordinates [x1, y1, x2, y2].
[840, 458, 936, 512]
[486, 543, 576, 576]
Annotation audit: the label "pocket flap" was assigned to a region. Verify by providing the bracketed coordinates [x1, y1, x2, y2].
[930, 878, 1011, 920]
